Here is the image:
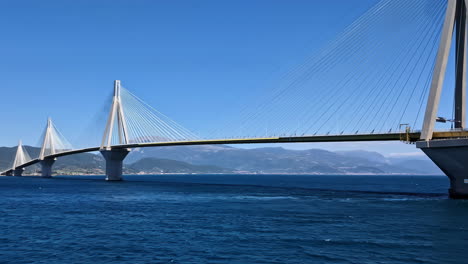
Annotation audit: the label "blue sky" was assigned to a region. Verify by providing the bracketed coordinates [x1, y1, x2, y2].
[0, 0, 457, 158]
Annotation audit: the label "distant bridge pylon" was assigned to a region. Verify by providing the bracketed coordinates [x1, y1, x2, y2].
[5, 140, 31, 176]
[37, 118, 72, 177]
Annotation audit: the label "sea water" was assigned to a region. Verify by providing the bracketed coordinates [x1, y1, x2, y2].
[0, 174, 467, 263]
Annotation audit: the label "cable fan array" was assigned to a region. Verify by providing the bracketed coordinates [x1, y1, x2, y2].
[11, 140, 32, 170]
[105, 86, 198, 146]
[210, 0, 447, 139]
[38, 118, 73, 159]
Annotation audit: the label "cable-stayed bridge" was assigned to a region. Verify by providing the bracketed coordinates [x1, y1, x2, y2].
[3, 0, 468, 198]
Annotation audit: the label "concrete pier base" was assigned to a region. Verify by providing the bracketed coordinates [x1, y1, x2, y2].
[417, 138, 468, 199]
[13, 168, 24, 177]
[40, 158, 56, 178]
[5, 171, 13, 176]
[100, 149, 130, 181]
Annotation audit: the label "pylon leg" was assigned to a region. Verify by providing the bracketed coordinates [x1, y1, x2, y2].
[421, 0, 458, 140]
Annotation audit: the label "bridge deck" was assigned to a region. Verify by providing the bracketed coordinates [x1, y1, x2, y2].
[2, 130, 468, 175]
[110, 131, 468, 149]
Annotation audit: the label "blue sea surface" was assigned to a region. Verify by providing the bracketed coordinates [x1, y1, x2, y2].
[1, 174, 467, 263]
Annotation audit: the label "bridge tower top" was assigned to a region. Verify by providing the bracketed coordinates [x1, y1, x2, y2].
[12, 140, 30, 169]
[38, 117, 71, 160]
[101, 80, 130, 150]
[39, 117, 55, 160]
[422, 0, 467, 140]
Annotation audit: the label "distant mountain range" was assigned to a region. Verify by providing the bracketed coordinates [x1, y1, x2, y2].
[125, 145, 442, 174]
[0, 145, 442, 175]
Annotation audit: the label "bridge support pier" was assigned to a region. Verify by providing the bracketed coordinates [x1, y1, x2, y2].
[417, 139, 468, 199]
[100, 149, 130, 181]
[40, 158, 56, 178]
[13, 168, 24, 177]
[5, 168, 24, 176]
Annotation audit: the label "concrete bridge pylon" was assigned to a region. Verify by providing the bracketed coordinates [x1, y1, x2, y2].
[100, 80, 131, 181]
[10, 140, 31, 177]
[418, 0, 468, 198]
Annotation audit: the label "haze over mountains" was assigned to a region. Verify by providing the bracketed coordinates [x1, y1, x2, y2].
[0, 144, 441, 175]
[126, 145, 442, 174]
